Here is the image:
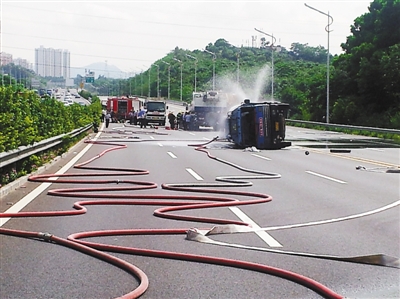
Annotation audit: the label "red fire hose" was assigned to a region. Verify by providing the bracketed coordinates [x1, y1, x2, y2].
[0, 138, 345, 299]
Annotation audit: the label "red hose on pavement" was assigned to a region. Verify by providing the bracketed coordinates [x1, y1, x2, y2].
[0, 138, 345, 299]
[69, 228, 343, 299]
[0, 227, 148, 299]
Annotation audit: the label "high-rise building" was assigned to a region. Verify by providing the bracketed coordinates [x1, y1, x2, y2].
[62, 50, 70, 79]
[54, 49, 62, 77]
[34, 46, 70, 78]
[13, 58, 32, 69]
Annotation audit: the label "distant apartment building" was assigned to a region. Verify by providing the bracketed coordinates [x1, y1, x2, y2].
[35, 46, 70, 78]
[13, 57, 32, 69]
[1, 52, 32, 69]
[62, 50, 70, 79]
[0, 52, 13, 65]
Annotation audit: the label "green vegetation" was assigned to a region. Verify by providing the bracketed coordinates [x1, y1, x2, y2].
[331, 0, 400, 128]
[0, 84, 101, 187]
[2, 1, 397, 130]
[92, 0, 399, 129]
[0, 85, 101, 152]
[0, 0, 398, 187]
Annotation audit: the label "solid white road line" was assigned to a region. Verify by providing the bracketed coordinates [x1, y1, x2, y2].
[251, 154, 271, 161]
[259, 199, 400, 232]
[368, 148, 384, 152]
[0, 131, 100, 227]
[306, 170, 347, 184]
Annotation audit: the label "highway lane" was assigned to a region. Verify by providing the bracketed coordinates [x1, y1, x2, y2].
[0, 123, 399, 299]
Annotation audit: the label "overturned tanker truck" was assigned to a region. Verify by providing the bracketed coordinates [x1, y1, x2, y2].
[226, 99, 291, 150]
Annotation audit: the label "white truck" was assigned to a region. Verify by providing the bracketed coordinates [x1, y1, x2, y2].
[143, 100, 168, 126]
[188, 91, 236, 130]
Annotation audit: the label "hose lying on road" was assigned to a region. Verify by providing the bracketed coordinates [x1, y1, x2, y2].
[3, 136, 394, 299]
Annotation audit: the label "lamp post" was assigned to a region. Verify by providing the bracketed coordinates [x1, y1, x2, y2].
[140, 69, 143, 96]
[161, 61, 171, 100]
[254, 28, 276, 100]
[236, 50, 241, 84]
[203, 49, 216, 90]
[134, 71, 137, 96]
[185, 54, 198, 92]
[305, 3, 333, 123]
[144, 65, 150, 98]
[152, 63, 160, 98]
[129, 72, 132, 95]
[173, 58, 183, 101]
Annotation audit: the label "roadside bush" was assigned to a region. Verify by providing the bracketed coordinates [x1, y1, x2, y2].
[0, 85, 101, 188]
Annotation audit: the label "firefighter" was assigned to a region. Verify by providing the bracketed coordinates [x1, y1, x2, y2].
[105, 110, 111, 128]
[138, 108, 146, 128]
[128, 110, 134, 125]
[176, 112, 183, 129]
[133, 110, 138, 125]
[168, 112, 176, 129]
[184, 112, 191, 130]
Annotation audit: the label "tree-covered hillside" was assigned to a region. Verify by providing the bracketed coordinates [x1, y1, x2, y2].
[331, 0, 400, 128]
[3, 0, 396, 129]
[109, 0, 397, 128]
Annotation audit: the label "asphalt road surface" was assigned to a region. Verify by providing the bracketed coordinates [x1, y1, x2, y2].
[1, 122, 399, 299]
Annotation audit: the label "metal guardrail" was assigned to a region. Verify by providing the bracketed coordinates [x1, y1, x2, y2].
[287, 119, 400, 135]
[0, 124, 92, 169]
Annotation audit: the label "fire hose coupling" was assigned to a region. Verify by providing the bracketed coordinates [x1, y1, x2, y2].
[186, 228, 213, 243]
[206, 224, 253, 235]
[38, 232, 53, 242]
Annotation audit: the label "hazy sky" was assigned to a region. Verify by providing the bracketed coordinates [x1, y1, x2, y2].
[1, 0, 372, 76]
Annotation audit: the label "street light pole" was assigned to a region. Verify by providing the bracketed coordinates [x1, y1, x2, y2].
[152, 63, 160, 98]
[147, 67, 151, 98]
[173, 58, 183, 101]
[305, 3, 333, 123]
[236, 50, 241, 84]
[203, 49, 216, 90]
[134, 72, 137, 96]
[140, 69, 143, 96]
[255, 28, 276, 100]
[129, 72, 132, 96]
[185, 54, 198, 92]
[161, 61, 171, 100]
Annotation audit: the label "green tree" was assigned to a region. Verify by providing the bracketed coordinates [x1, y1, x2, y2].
[331, 0, 400, 127]
[289, 43, 329, 64]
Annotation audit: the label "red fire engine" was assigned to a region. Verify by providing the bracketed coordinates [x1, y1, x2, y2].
[106, 96, 142, 121]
